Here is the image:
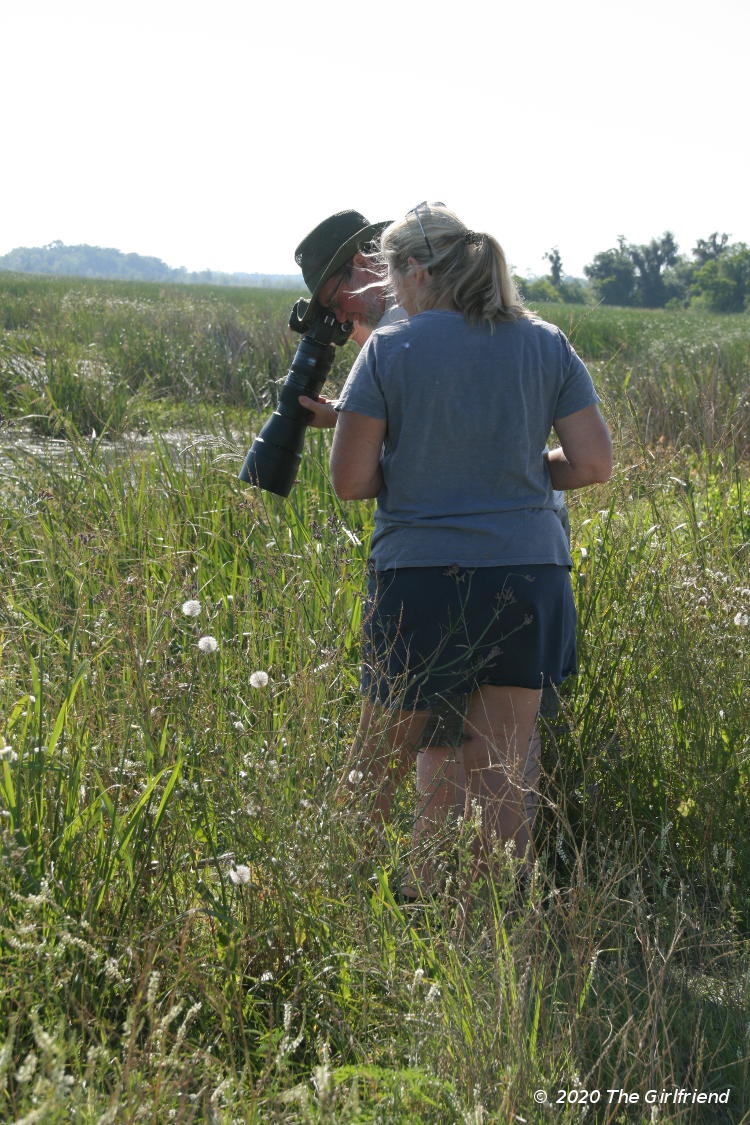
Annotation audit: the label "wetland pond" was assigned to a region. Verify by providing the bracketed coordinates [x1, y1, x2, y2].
[0, 426, 241, 482]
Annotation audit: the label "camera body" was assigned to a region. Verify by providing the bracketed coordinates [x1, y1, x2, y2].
[239, 298, 351, 497]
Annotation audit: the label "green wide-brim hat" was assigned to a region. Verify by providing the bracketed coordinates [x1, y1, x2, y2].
[294, 210, 391, 303]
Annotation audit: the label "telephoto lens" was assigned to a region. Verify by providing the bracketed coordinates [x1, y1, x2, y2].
[239, 300, 351, 497]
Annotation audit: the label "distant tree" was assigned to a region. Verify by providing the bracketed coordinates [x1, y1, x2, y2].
[584, 237, 637, 306]
[583, 230, 750, 312]
[544, 247, 563, 287]
[629, 231, 679, 307]
[665, 234, 731, 307]
[693, 232, 730, 265]
[557, 277, 588, 305]
[584, 233, 684, 308]
[691, 243, 750, 312]
[523, 277, 560, 303]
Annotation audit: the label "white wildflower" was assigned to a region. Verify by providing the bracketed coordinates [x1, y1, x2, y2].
[181, 599, 201, 617]
[259, 970, 274, 982]
[229, 864, 252, 885]
[233, 721, 245, 732]
[348, 769, 364, 786]
[146, 971, 161, 1008]
[103, 958, 125, 984]
[197, 635, 219, 653]
[733, 612, 749, 627]
[249, 670, 269, 688]
[0, 742, 17, 762]
[16, 1050, 37, 1084]
[313, 1040, 332, 1098]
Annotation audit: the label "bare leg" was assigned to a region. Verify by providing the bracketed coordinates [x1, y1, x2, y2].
[336, 690, 540, 896]
[336, 701, 430, 828]
[401, 746, 464, 896]
[416, 746, 465, 830]
[461, 685, 542, 881]
[406, 714, 542, 887]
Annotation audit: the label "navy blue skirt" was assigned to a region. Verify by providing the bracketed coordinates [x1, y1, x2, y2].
[361, 563, 577, 710]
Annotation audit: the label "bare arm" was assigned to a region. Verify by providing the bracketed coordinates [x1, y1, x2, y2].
[546, 404, 613, 490]
[330, 411, 386, 500]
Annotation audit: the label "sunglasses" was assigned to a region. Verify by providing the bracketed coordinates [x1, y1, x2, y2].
[321, 264, 352, 311]
[407, 201, 446, 259]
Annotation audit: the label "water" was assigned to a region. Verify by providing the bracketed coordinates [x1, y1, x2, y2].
[0, 426, 239, 481]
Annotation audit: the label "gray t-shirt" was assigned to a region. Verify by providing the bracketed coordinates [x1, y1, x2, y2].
[335, 310, 599, 569]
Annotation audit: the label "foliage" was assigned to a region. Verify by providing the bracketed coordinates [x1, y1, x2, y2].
[583, 237, 637, 306]
[583, 233, 682, 308]
[544, 247, 563, 288]
[521, 277, 561, 304]
[584, 231, 750, 312]
[693, 232, 731, 265]
[691, 245, 750, 313]
[629, 231, 680, 307]
[520, 277, 589, 306]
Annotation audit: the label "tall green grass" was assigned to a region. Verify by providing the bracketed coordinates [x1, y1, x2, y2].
[2, 275, 749, 454]
[1, 277, 750, 1122]
[0, 275, 353, 436]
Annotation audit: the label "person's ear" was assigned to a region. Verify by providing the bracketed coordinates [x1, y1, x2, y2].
[353, 250, 386, 281]
[352, 250, 384, 277]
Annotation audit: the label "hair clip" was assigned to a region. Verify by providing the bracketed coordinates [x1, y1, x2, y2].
[464, 231, 483, 246]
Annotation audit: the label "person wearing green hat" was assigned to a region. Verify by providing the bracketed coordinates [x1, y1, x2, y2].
[294, 209, 402, 426]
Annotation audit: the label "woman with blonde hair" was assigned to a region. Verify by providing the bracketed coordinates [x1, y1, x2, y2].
[320, 203, 612, 899]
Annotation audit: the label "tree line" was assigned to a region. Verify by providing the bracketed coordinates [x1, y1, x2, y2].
[0, 242, 302, 289]
[523, 232, 750, 312]
[2, 237, 749, 312]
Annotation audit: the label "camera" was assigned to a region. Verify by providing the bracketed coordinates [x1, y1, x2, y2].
[239, 298, 352, 497]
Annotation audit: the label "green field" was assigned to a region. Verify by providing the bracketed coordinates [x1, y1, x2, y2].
[1, 274, 749, 1123]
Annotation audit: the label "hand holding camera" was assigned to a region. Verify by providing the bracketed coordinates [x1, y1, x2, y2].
[297, 394, 338, 429]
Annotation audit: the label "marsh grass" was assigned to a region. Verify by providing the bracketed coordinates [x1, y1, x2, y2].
[1, 278, 750, 1122]
[0, 275, 353, 437]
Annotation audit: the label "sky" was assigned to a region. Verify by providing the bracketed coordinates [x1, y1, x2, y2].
[2, 0, 748, 280]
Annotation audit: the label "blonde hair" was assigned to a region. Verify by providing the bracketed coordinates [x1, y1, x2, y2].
[378, 204, 527, 326]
